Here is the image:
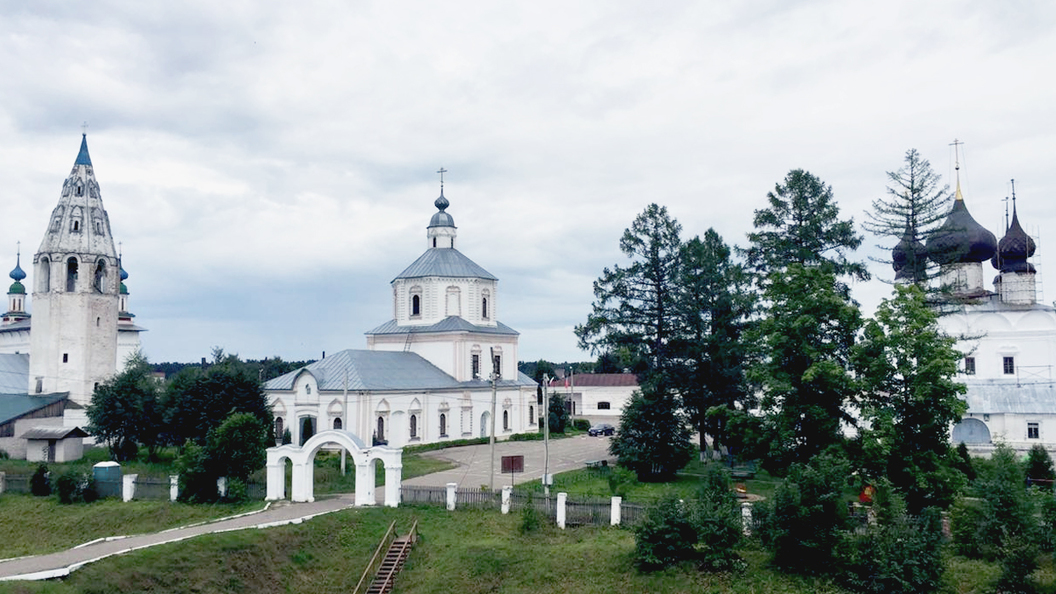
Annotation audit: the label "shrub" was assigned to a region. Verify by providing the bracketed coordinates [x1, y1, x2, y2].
[224, 478, 249, 503]
[509, 432, 544, 442]
[572, 419, 591, 431]
[55, 472, 81, 504]
[691, 465, 743, 570]
[954, 442, 977, 482]
[519, 493, 542, 534]
[281, 428, 292, 445]
[756, 451, 849, 575]
[30, 464, 51, 496]
[0, 448, 9, 459]
[1026, 444, 1055, 485]
[634, 493, 699, 570]
[176, 441, 219, 503]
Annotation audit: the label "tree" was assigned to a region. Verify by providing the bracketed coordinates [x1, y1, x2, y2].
[634, 493, 700, 570]
[161, 349, 273, 447]
[576, 204, 683, 378]
[673, 229, 753, 451]
[208, 413, 268, 482]
[1026, 444, 1055, 485]
[751, 265, 861, 471]
[744, 169, 868, 282]
[609, 381, 693, 481]
[691, 464, 744, 570]
[863, 149, 952, 286]
[853, 284, 967, 513]
[86, 352, 163, 461]
[548, 392, 570, 434]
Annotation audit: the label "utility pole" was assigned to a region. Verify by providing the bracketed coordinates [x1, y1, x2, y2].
[542, 373, 551, 501]
[489, 347, 498, 492]
[341, 369, 348, 475]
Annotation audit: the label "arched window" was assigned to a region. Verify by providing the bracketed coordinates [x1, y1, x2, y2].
[39, 257, 50, 292]
[66, 258, 78, 292]
[333, 417, 342, 430]
[275, 417, 284, 441]
[440, 413, 447, 437]
[410, 414, 418, 439]
[503, 410, 509, 431]
[529, 406, 535, 424]
[94, 259, 106, 293]
[376, 416, 385, 442]
[412, 294, 421, 316]
[300, 417, 316, 446]
[482, 297, 489, 319]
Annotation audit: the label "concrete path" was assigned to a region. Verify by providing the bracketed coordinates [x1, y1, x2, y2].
[404, 434, 613, 490]
[0, 495, 355, 582]
[0, 435, 614, 582]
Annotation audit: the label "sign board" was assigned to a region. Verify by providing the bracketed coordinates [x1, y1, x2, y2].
[501, 455, 524, 474]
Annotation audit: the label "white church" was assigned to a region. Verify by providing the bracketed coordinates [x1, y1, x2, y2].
[263, 187, 538, 448]
[0, 134, 144, 459]
[897, 165, 1056, 454]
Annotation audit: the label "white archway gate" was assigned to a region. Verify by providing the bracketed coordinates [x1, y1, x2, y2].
[265, 430, 403, 506]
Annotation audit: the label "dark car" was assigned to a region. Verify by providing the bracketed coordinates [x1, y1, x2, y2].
[588, 423, 615, 436]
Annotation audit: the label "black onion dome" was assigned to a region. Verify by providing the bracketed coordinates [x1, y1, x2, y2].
[428, 191, 455, 228]
[926, 199, 997, 265]
[998, 208, 1036, 273]
[892, 225, 928, 281]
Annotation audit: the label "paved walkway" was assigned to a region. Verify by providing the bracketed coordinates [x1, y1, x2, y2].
[0, 435, 614, 582]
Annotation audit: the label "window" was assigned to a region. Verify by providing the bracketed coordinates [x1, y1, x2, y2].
[306, 384, 311, 395]
[72, 219, 80, 232]
[300, 417, 316, 445]
[503, 410, 509, 431]
[40, 257, 50, 292]
[62, 353, 68, 363]
[275, 417, 284, 440]
[493, 354, 502, 379]
[1028, 422, 1040, 439]
[412, 294, 421, 316]
[66, 258, 78, 292]
[410, 414, 418, 439]
[1004, 356, 1016, 375]
[333, 417, 342, 430]
[529, 405, 535, 424]
[440, 413, 447, 437]
[472, 354, 480, 378]
[482, 297, 489, 319]
[376, 417, 385, 443]
[433, 237, 437, 248]
[598, 401, 611, 410]
[94, 260, 106, 292]
[964, 357, 976, 375]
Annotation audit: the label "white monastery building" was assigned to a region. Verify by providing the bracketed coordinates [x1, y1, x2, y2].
[900, 164, 1056, 454]
[0, 134, 144, 458]
[264, 186, 538, 448]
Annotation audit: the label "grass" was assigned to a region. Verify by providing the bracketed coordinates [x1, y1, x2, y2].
[0, 495, 261, 559]
[307, 451, 456, 494]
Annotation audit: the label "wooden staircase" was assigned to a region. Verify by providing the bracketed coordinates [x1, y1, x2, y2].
[354, 520, 419, 594]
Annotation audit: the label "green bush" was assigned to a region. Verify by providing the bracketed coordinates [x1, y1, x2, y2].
[509, 432, 544, 442]
[1026, 444, 1055, 485]
[995, 535, 1039, 594]
[281, 428, 292, 445]
[0, 448, 9, 459]
[519, 493, 542, 534]
[634, 493, 699, 571]
[224, 478, 249, 503]
[30, 464, 51, 496]
[54, 471, 98, 504]
[572, 419, 591, 431]
[691, 465, 743, 570]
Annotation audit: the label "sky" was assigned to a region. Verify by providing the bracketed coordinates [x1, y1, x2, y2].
[1, 1, 1054, 365]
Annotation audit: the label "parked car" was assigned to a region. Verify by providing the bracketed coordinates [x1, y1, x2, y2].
[588, 423, 615, 436]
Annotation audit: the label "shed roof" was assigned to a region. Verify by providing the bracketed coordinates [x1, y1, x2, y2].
[0, 392, 68, 425]
[21, 426, 89, 440]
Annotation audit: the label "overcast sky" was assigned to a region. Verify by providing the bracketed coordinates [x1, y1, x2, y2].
[1, 1, 1054, 365]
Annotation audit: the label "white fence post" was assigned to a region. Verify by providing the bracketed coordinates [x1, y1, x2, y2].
[741, 502, 753, 535]
[501, 486, 512, 514]
[611, 496, 622, 526]
[122, 474, 137, 502]
[217, 476, 227, 499]
[169, 475, 179, 502]
[0, 471, 5, 495]
[446, 482, 457, 511]
[557, 492, 567, 529]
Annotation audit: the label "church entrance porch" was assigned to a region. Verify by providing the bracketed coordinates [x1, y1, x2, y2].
[265, 430, 403, 506]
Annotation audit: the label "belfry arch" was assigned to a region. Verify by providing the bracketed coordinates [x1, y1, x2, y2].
[265, 430, 403, 506]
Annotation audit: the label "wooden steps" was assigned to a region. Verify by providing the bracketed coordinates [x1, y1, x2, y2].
[365, 535, 414, 594]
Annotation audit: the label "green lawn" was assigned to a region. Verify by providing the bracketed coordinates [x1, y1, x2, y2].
[0, 495, 261, 559]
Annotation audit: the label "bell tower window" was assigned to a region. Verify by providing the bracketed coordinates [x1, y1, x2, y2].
[409, 286, 423, 318]
[94, 259, 106, 293]
[66, 258, 78, 292]
[39, 257, 50, 292]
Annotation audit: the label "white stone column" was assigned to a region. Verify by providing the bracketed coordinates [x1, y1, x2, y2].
[292, 462, 312, 502]
[170, 475, 179, 502]
[741, 502, 753, 535]
[122, 474, 137, 502]
[217, 477, 227, 499]
[501, 485, 512, 514]
[610, 496, 622, 526]
[265, 464, 284, 501]
[384, 464, 402, 508]
[557, 492, 567, 529]
[354, 462, 373, 506]
[446, 482, 457, 511]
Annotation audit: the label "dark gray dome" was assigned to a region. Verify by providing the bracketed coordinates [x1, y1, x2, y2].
[926, 199, 997, 265]
[428, 191, 455, 228]
[892, 225, 927, 282]
[997, 207, 1036, 273]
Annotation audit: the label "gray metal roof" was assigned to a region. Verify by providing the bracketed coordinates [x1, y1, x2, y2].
[367, 316, 519, 337]
[393, 248, 497, 281]
[0, 353, 29, 393]
[264, 348, 535, 392]
[21, 426, 88, 440]
[963, 379, 1056, 414]
[0, 392, 68, 425]
[0, 319, 31, 334]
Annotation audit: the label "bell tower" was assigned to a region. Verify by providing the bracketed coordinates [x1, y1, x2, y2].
[28, 134, 120, 405]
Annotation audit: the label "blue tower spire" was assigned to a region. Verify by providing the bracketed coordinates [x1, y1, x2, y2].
[75, 133, 92, 166]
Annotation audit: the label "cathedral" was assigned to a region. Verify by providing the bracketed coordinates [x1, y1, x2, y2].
[263, 186, 538, 448]
[0, 134, 143, 457]
[901, 163, 1056, 454]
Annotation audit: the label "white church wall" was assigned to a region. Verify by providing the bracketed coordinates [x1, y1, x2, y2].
[0, 328, 30, 354]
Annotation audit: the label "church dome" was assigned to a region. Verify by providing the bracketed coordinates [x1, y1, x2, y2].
[9, 259, 25, 282]
[892, 225, 928, 282]
[8, 280, 25, 295]
[120, 282, 128, 295]
[428, 192, 455, 228]
[120, 263, 128, 281]
[997, 206, 1036, 273]
[926, 198, 997, 266]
